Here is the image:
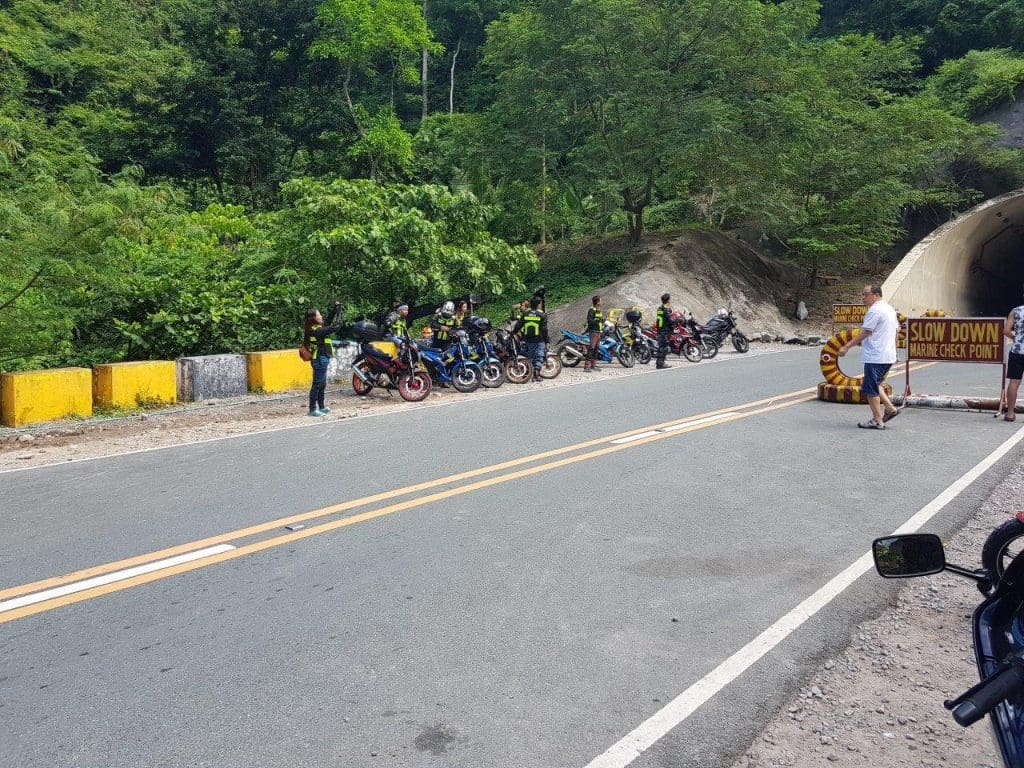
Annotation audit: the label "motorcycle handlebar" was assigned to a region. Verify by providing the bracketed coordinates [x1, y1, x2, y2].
[949, 663, 1024, 727]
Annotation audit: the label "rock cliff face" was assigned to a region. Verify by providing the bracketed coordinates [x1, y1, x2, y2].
[545, 231, 810, 337]
[979, 85, 1024, 149]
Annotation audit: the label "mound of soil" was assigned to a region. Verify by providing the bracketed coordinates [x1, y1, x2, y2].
[545, 230, 813, 336]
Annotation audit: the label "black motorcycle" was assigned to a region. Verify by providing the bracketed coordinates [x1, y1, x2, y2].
[874, 524, 1024, 767]
[702, 309, 750, 353]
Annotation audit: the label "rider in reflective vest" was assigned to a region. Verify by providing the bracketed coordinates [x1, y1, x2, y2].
[585, 296, 603, 371]
[655, 293, 673, 370]
[431, 301, 457, 349]
[513, 297, 550, 382]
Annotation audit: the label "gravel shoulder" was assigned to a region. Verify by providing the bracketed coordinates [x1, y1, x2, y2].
[731, 458, 1023, 768]
[0, 343, 794, 471]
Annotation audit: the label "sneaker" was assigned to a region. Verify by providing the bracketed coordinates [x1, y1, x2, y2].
[319, 406, 331, 414]
[656, 363, 672, 370]
[308, 409, 323, 417]
[858, 419, 885, 430]
[882, 407, 901, 423]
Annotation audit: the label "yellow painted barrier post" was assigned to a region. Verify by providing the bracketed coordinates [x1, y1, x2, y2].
[93, 361, 177, 409]
[1, 368, 93, 427]
[247, 350, 312, 393]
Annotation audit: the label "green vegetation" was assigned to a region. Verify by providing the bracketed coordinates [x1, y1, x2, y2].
[0, 0, 1022, 370]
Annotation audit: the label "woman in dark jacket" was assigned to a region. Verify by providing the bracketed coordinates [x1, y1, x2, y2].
[303, 303, 343, 416]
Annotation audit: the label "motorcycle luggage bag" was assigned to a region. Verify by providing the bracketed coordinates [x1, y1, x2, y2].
[351, 320, 384, 342]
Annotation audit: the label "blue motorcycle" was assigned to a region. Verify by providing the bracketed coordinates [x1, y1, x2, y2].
[418, 330, 482, 393]
[462, 316, 506, 388]
[555, 326, 635, 368]
[874, 523, 1024, 767]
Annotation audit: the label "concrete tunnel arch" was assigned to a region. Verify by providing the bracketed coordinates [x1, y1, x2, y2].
[882, 188, 1024, 317]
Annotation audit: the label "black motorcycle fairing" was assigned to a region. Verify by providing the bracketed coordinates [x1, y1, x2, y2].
[973, 552, 1024, 766]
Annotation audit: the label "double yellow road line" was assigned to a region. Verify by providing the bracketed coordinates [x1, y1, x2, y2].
[1, 385, 824, 624]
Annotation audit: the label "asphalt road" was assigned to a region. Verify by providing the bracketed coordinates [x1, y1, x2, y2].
[1, 349, 1019, 768]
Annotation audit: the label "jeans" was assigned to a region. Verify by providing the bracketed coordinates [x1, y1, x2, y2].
[309, 354, 329, 410]
[656, 330, 670, 364]
[525, 341, 545, 375]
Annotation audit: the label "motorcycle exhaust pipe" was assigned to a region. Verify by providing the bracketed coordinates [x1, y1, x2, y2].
[351, 364, 373, 384]
[562, 345, 585, 360]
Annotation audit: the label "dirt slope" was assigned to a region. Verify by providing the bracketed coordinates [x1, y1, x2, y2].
[544, 230, 813, 336]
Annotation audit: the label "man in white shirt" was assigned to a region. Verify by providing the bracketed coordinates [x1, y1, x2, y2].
[839, 284, 901, 429]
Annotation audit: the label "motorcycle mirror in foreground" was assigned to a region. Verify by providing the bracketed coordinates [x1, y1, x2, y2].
[873, 533, 946, 578]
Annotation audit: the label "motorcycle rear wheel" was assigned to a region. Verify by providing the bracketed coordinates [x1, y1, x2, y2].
[505, 357, 533, 384]
[397, 371, 432, 402]
[682, 341, 702, 363]
[617, 347, 635, 368]
[557, 341, 584, 368]
[351, 360, 374, 395]
[982, 516, 1024, 583]
[452, 365, 481, 393]
[634, 344, 652, 365]
[701, 338, 720, 359]
[480, 361, 506, 388]
[539, 354, 562, 379]
[732, 333, 750, 353]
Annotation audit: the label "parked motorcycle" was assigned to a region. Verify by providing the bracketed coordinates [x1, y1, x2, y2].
[702, 309, 750, 353]
[349, 321, 432, 402]
[463, 316, 506, 388]
[680, 313, 719, 359]
[493, 328, 534, 383]
[873, 524, 1024, 767]
[640, 316, 717, 364]
[418, 330, 482, 393]
[623, 310, 655, 365]
[556, 328, 634, 368]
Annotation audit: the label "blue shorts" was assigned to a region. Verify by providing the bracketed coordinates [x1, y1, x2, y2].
[862, 363, 892, 396]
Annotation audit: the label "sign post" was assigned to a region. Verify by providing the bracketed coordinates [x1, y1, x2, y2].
[905, 317, 1006, 409]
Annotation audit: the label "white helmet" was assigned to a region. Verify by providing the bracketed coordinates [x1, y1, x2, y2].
[603, 319, 614, 330]
[441, 301, 454, 317]
[718, 308, 728, 318]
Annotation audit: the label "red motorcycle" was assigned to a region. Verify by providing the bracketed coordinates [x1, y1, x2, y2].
[349, 321, 432, 402]
[642, 311, 718, 363]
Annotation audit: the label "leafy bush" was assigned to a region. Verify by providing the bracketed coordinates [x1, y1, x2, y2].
[928, 49, 1024, 117]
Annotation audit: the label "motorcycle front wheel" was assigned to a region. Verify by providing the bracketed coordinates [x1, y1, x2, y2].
[505, 357, 533, 384]
[701, 338, 720, 359]
[682, 341, 702, 363]
[452, 364, 481, 393]
[617, 347, 635, 368]
[351, 360, 374, 395]
[982, 516, 1024, 583]
[397, 371, 432, 402]
[732, 333, 750, 353]
[539, 354, 562, 379]
[480, 360, 506, 388]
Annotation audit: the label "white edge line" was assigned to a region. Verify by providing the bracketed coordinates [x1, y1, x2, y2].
[583, 424, 1024, 768]
[0, 544, 236, 614]
[610, 431, 660, 445]
[659, 412, 739, 431]
[0, 347, 808, 475]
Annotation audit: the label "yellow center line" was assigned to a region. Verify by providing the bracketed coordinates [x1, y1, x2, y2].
[0, 385, 819, 603]
[0, 394, 815, 624]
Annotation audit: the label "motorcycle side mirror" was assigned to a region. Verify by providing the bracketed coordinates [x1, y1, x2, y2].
[873, 534, 946, 578]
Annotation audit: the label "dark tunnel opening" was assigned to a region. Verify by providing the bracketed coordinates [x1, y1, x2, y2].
[964, 217, 1024, 317]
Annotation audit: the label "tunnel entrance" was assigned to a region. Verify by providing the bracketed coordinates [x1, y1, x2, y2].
[884, 189, 1024, 318]
[964, 218, 1024, 316]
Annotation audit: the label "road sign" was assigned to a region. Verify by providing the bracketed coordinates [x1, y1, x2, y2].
[904, 317, 1007, 410]
[832, 304, 866, 325]
[906, 318, 1004, 363]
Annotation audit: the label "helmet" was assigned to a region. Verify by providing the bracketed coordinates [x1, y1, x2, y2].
[603, 319, 614, 330]
[718, 308, 728, 318]
[441, 301, 454, 317]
